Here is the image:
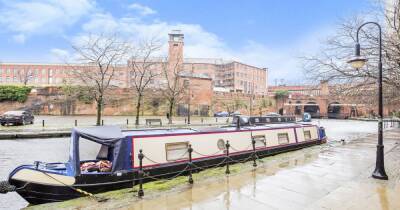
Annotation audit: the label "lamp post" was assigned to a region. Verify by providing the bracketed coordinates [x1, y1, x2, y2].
[184, 79, 191, 124]
[347, 22, 388, 180]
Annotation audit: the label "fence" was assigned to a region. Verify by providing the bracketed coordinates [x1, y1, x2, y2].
[133, 137, 317, 197]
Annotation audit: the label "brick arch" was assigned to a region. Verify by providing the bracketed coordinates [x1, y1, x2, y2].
[327, 102, 342, 119]
[304, 101, 320, 118]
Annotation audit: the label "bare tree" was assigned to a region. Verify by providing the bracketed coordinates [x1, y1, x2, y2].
[71, 34, 129, 125]
[302, 0, 400, 105]
[161, 56, 186, 124]
[128, 39, 162, 125]
[258, 98, 273, 116]
[17, 68, 33, 85]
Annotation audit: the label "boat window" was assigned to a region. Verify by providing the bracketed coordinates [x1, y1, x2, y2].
[165, 142, 189, 161]
[278, 133, 289, 144]
[252, 135, 266, 147]
[304, 130, 312, 140]
[80, 139, 102, 161]
[96, 145, 109, 160]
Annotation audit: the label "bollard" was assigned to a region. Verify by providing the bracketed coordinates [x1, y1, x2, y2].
[138, 149, 144, 197]
[185, 118, 187, 124]
[225, 140, 230, 174]
[188, 144, 194, 184]
[42, 119, 45, 127]
[216, 118, 218, 123]
[252, 137, 257, 167]
[75, 120, 77, 127]
[201, 118, 204, 123]
[102, 120, 104, 126]
[126, 119, 129, 126]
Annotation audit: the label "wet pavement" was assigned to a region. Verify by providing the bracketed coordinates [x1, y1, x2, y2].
[0, 119, 399, 210]
[113, 129, 400, 210]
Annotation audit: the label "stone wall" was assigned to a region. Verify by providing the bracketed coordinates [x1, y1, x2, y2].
[212, 92, 277, 115]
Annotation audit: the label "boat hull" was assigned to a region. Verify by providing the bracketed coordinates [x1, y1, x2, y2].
[9, 171, 134, 205]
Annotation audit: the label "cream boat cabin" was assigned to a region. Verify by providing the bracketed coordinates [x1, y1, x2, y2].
[3, 116, 326, 205]
[128, 123, 321, 169]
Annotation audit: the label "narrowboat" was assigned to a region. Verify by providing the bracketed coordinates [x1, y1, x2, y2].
[2, 116, 326, 205]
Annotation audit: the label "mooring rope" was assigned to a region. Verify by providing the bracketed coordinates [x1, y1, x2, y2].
[144, 151, 188, 165]
[192, 149, 222, 157]
[37, 170, 108, 202]
[143, 165, 191, 181]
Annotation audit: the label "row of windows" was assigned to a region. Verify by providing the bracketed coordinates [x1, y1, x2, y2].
[0, 76, 65, 84]
[164, 131, 312, 161]
[235, 72, 264, 81]
[0, 68, 75, 77]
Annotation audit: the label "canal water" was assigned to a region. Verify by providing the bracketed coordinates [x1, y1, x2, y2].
[0, 119, 380, 209]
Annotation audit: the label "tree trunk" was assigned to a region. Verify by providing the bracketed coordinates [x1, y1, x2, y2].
[135, 94, 142, 125]
[96, 96, 103, 126]
[168, 99, 174, 124]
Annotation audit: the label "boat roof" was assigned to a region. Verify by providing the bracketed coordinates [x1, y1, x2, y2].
[123, 122, 315, 137]
[74, 126, 124, 145]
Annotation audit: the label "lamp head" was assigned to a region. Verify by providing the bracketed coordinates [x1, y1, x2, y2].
[347, 42, 367, 69]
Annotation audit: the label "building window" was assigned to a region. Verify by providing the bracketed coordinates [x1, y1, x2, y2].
[165, 142, 189, 161]
[253, 135, 266, 148]
[304, 130, 311, 140]
[278, 133, 289, 145]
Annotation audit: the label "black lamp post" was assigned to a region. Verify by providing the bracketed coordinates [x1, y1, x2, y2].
[184, 79, 191, 124]
[347, 22, 388, 180]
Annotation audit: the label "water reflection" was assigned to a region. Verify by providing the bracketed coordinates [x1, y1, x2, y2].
[377, 185, 389, 210]
[127, 147, 321, 210]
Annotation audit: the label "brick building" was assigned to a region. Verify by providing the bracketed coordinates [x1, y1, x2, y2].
[0, 30, 268, 95]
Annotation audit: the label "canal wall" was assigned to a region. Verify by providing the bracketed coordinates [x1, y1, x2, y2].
[0, 87, 279, 117]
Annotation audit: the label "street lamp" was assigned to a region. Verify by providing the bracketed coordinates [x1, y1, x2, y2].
[347, 22, 388, 180]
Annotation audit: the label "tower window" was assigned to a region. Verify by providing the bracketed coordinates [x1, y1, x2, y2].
[173, 44, 178, 46]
